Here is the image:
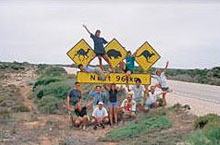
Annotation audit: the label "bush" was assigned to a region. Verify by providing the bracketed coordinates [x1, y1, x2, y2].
[34, 81, 71, 99]
[194, 114, 219, 129]
[33, 76, 63, 89]
[187, 121, 220, 145]
[36, 95, 62, 114]
[104, 116, 172, 141]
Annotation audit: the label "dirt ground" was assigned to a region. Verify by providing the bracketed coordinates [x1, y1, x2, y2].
[0, 68, 116, 145]
[0, 68, 196, 145]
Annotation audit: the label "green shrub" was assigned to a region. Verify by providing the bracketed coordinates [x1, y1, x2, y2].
[34, 81, 71, 99]
[194, 114, 219, 129]
[33, 76, 63, 89]
[105, 116, 172, 141]
[187, 121, 220, 145]
[36, 95, 62, 114]
[43, 66, 67, 77]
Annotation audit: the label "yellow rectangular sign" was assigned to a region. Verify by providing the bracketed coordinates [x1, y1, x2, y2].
[77, 72, 151, 85]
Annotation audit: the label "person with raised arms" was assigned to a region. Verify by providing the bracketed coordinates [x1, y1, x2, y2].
[83, 24, 113, 72]
[152, 61, 171, 106]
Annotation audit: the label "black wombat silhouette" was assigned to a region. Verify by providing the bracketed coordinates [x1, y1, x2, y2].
[136, 50, 155, 63]
[107, 49, 122, 59]
[73, 48, 91, 61]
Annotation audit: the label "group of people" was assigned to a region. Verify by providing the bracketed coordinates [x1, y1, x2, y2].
[66, 64, 171, 130]
[65, 25, 171, 130]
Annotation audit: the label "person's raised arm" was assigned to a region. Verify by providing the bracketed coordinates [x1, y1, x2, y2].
[162, 61, 169, 73]
[83, 24, 92, 35]
[103, 84, 110, 91]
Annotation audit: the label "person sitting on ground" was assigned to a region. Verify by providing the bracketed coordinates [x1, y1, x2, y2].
[152, 61, 170, 106]
[126, 78, 144, 105]
[78, 64, 107, 81]
[92, 102, 109, 130]
[119, 93, 137, 120]
[139, 86, 171, 112]
[82, 24, 113, 72]
[66, 82, 82, 126]
[104, 84, 123, 127]
[72, 99, 93, 130]
[89, 85, 108, 110]
[119, 51, 136, 83]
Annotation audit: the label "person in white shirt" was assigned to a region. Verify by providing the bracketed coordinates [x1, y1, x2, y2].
[126, 78, 144, 104]
[78, 64, 107, 81]
[92, 102, 109, 130]
[139, 86, 170, 112]
[152, 61, 170, 106]
[119, 93, 137, 119]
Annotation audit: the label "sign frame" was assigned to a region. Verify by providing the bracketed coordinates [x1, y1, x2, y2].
[66, 39, 96, 66]
[104, 38, 128, 68]
[134, 41, 161, 70]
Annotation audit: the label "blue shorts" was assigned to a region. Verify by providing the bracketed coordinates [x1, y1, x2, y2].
[145, 103, 155, 109]
[162, 87, 169, 91]
[109, 102, 118, 108]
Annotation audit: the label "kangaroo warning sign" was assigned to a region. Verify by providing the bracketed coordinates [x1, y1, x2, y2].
[67, 39, 96, 66]
[77, 72, 151, 85]
[135, 41, 160, 70]
[105, 38, 127, 68]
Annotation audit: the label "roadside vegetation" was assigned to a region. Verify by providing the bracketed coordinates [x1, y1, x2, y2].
[32, 65, 73, 114]
[186, 114, 220, 145]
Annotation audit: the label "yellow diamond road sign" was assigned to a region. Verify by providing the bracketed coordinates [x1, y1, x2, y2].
[105, 38, 127, 68]
[67, 39, 96, 66]
[135, 41, 160, 70]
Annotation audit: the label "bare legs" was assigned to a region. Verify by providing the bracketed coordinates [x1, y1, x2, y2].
[98, 54, 113, 71]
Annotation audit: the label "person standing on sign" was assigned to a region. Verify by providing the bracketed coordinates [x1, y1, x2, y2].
[119, 51, 136, 83]
[82, 24, 113, 72]
[78, 64, 107, 81]
[152, 61, 170, 106]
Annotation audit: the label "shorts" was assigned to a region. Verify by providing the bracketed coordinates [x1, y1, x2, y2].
[135, 97, 143, 104]
[95, 51, 106, 56]
[124, 68, 133, 74]
[145, 103, 155, 109]
[109, 102, 118, 108]
[162, 87, 169, 91]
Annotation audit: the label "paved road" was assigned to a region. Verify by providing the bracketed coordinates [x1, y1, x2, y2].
[166, 80, 220, 104]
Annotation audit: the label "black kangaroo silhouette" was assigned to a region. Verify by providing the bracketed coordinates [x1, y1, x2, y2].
[136, 50, 155, 63]
[107, 49, 122, 59]
[73, 48, 91, 61]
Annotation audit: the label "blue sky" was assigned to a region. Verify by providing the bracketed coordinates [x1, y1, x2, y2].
[0, 0, 220, 69]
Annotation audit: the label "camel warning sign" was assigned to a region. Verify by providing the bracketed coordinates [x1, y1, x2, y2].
[105, 38, 127, 68]
[135, 41, 160, 70]
[67, 39, 96, 66]
[77, 72, 151, 85]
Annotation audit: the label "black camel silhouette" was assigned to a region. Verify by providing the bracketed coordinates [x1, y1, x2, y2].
[73, 48, 91, 61]
[136, 50, 155, 63]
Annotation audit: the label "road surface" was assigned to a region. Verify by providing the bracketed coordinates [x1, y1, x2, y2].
[64, 67, 220, 116]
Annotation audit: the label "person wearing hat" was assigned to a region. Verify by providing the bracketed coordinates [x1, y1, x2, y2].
[92, 101, 109, 130]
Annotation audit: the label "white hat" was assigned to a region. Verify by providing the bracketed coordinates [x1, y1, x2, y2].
[98, 102, 104, 105]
